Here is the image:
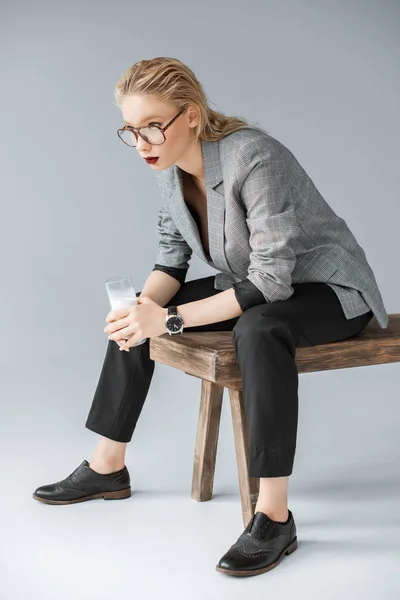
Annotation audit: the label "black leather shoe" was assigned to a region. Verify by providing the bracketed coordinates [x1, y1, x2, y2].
[216, 509, 297, 577]
[32, 460, 131, 505]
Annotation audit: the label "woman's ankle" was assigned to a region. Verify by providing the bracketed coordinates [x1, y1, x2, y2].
[89, 457, 125, 474]
[90, 440, 126, 473]
[90, 436, 127, 472]
[254, 504, 289, 522]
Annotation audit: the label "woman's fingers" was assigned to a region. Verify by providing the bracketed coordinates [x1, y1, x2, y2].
[117, 338, 129, 352]
[106, 318, 129, 352]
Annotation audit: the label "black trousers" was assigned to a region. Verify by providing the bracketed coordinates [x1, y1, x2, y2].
[85, 276, 373, 478]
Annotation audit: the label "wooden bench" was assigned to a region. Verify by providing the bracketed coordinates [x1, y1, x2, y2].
[150, 314, 400, 527]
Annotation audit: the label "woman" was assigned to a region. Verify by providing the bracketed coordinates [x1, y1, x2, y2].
[33, 57, 388, 578]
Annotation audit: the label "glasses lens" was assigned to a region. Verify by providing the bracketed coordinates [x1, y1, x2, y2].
[119, 127, 165, 146]
[140, 127, 165, 145]
[119, 129, 137, 146]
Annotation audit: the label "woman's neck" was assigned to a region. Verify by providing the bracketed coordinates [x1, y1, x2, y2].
[175, 138, 204, 182]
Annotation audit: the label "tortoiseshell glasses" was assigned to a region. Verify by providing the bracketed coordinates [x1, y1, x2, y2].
[117, 107, 186, 147]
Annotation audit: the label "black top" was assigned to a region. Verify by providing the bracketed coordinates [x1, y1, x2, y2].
[152, 264, 266, 312]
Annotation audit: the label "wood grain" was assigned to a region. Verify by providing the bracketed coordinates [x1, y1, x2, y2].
[191, 380, 224, 502]
[150, 313, 400, 527]
[150, 315, 400, 388]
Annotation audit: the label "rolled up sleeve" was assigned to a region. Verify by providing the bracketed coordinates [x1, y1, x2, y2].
[231, 143, 300, 310]
[152, 263, 188, 285]
[153, 203, 193, 281]
[232, 278, 267, 312]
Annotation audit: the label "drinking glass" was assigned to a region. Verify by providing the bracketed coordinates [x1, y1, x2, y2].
[104, 275, 147, 347]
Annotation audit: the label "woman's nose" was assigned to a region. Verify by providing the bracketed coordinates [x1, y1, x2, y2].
[136, 138, 151, 154]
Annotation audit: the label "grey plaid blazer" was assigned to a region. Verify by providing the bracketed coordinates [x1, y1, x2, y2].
[153, 126, 388, 329]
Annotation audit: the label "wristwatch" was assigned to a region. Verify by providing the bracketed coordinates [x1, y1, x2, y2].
[165, 305, 185, 335]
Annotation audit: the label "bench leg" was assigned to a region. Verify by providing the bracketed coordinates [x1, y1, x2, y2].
[228, 388, 260, 528]
[191, 380, 224, 502]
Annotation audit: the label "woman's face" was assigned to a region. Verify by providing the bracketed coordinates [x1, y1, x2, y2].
[120, 94, 198, 170]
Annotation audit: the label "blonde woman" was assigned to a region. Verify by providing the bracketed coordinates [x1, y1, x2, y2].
[33, 57, 388, 578]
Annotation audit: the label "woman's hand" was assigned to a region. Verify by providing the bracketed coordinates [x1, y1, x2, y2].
[104, 317, 129, 351]
[104, 297, 167, 351]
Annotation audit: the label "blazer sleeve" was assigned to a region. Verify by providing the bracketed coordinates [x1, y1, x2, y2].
[152, 203, 193, 285]
[231, 142, 300, 311]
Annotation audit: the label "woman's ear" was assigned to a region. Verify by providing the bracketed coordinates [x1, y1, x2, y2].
[187, 104, 199, 129]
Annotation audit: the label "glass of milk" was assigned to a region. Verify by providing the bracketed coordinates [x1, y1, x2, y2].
[104, 275, 147, 347]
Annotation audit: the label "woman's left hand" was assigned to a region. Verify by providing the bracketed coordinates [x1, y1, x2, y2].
[104, 297, 167, 351]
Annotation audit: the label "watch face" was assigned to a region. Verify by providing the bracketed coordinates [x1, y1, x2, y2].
[167, 316, 183, 332]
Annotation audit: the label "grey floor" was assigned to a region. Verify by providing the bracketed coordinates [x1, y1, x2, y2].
[1, 362, 399, 599]
[2, 479, 400, 599]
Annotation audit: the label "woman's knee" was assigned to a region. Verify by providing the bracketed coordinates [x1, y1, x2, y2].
[233, 307, 290, 339]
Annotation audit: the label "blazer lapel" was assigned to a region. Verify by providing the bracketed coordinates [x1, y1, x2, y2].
[169, 138, 232, 273]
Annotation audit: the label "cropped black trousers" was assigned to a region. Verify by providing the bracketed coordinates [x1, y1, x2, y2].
[85, 276, 373, 478]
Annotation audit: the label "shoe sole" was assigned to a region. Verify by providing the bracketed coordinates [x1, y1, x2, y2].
[215, 536, 298, 577]
[32, 487, 131, 505]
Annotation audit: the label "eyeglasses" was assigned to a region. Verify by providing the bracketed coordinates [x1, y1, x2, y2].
[117, 107, 186, 147]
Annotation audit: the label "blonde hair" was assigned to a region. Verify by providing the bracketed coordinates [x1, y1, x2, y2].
[114, 57, 261, 142]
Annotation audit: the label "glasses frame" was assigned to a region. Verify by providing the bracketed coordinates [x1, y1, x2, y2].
[117, 107, 187, 147]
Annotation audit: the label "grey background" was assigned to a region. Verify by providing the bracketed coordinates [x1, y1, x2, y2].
[1, 0, 399, 598]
